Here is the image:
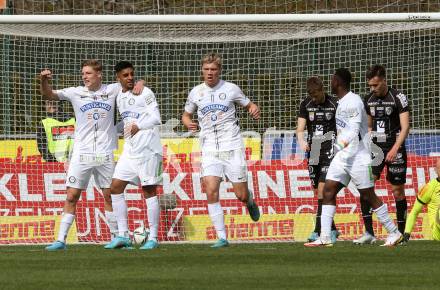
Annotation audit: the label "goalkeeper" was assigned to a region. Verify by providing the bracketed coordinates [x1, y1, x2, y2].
[404, 158, 440, 242]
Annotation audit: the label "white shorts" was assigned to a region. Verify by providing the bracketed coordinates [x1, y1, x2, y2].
[326, 153, 374, 189]
[113, 154, 163, 186]
[66, 152, 115, 189]
[201, 149, 248, 183]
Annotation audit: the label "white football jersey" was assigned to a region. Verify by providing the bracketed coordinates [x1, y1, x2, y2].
[335, 91, 371, 165]
[56, 83, 120, 155]
[185, 80, 250, 152]
[117, 87, 162, 159]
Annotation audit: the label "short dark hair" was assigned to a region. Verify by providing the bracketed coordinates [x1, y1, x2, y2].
[334, 68, 352, 89]
[114, 61, 134, 73]
[366, 64, 386, 80]
[306, 76, 324, 91]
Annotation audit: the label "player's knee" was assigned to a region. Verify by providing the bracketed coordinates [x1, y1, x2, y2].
[391, 185, 405, 200]
[142, 185, 157, 199]
[65, 193, 79, 206]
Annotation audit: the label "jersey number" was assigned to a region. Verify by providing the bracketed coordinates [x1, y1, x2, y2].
[376, 120, 385, 133]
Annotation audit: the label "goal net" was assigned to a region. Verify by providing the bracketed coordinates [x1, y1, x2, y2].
[0, 14, 439, 244]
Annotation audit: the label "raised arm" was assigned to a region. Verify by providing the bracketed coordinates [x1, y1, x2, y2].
[40, 69, 60, 101]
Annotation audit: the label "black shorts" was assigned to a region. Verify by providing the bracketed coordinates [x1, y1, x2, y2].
[307, 152, 332, 189]
[372, 145, 407, 185]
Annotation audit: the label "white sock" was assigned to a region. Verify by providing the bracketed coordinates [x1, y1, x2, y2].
[373, 203, 398, 234]
[105, 210, 119, 238]
[57, 213, 75, 243]
[320, 205, 336, 241]
[208, 202, 227, 240]
[146, 196, 160, 241]
[110, 194, 128, 237]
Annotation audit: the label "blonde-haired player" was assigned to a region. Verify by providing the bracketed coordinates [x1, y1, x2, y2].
[182, 53, 260, 248]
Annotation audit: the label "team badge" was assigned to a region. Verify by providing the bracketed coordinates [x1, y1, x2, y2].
[128, 98, 135, 105]
[101, 94, 108, 101]
[371, 107, 375, 116]
[385, 107, 393, 115]
[219, 93, 226, 100]
[309, 112, 315, 121]
[325, 112, 333, 120]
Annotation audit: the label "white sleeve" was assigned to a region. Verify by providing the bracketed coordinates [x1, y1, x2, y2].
[184, 91, 197, 114]
[137, 88, 161, 130]
[55, 87, 76, 101]
[137, 106, 161, 130]
[231, 85, 250, 107]
[337, 102, 362, 145]
[107, 82, 121, 95]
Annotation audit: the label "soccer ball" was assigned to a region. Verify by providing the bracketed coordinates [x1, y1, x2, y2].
[132, 226, 150, 245]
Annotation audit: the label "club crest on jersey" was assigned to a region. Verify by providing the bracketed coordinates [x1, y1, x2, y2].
[128, 98, 135, 105]
[386, 107, 393, 115]
[309, 112, 315, 121]
[325, 112, 333, 120]
[219, 93, 226, 100]
[371, 107, 375, 116]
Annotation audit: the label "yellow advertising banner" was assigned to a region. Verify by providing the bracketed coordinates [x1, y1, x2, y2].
[1, 137, 261, 161]
[183, 213, 433, 242]
[0, 215, 78, 245]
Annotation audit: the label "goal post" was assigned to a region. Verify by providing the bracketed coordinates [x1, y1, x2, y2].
[0, 13, 439, 245]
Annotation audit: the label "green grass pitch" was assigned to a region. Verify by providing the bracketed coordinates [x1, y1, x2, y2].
[0, 241, 438, 290]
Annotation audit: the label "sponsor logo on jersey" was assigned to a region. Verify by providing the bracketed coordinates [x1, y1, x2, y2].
[80, 102, 112, 112]
[219, 93, 227, 100]
[338, 108, 359, 118]
[325, 112, 334, 120]
[200, 104, 229, 115]
[386, 107, 393, 115]
[335, 118, 346, 128]
[121, 111, 140, 119]
[397, 93, 408, 108]
[211, 114, 218, 121]
[128, 98, 135, 105]
[145, 94, 155, 105]
[101, 94, 109, 101]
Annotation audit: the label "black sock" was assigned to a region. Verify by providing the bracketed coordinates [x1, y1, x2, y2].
[314, 199, 323, 233]
[396, 198, 407, 234]
[360, 198, 374, 236]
